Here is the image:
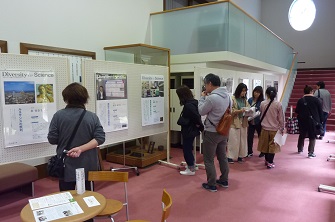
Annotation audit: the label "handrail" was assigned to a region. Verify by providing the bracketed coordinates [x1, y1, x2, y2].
[280, 52, 298, 102]
[151, 0, 293, 50]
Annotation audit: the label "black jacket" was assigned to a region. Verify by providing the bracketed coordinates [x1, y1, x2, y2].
[178, 99, 204, 139]
[295, 95, 323, 138]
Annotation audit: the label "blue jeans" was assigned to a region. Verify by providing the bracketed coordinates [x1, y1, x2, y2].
[182, 136, 195, 167]
[321, 112, 329, 136]
[202, 131, 229, 186]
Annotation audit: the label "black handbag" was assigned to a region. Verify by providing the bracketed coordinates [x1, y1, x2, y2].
[47, 109, 86, 178]
[177, 112, 190, 126]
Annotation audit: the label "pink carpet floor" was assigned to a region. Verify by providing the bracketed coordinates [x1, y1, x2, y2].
[1, 133, 335, 222]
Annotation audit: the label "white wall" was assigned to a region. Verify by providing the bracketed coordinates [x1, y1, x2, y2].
[0, 0, 163, 60]
[261, 0, 335, 69]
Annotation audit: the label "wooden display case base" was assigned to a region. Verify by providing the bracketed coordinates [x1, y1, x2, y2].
[106, 146, 167, 168]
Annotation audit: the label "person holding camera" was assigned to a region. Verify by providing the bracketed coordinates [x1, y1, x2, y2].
[198, 73, 230, 192]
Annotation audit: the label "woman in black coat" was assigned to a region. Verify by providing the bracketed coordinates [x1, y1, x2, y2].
[176, 85, 204, 175]
[295, 85, 323, 158]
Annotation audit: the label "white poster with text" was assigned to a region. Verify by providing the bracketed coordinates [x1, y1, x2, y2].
[96, 73, 128, 132]
[0, 70, 56, 147]
[141, 75, 164, 126]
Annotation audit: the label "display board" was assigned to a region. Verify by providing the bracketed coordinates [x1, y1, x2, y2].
[0, 54, 68, 164]
[83, 60, 169, 145]
[194, 67, 265, 100]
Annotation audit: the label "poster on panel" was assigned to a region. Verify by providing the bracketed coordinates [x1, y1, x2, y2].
[253, 79, 262, 89]
[1, 70, 56, 147]
[265, 80, 273, 89]
[273, 80, 279, 92]
[95, 73, 128, 132]
[141, 74, 164, 126]
[226, 78, 234, 94]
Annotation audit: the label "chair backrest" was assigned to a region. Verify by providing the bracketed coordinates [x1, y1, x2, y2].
[161, 189, 172, 222]
[88, 171, 129, 220]
[88, 171, 129, 183]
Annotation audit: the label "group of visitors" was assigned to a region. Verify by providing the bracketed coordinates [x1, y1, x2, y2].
[176, 73, 330, 192]
[47, 75, 331, 197]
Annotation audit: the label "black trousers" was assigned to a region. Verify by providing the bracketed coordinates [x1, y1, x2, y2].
[265, 153, 275, 164]
[247, 123, 262, 154]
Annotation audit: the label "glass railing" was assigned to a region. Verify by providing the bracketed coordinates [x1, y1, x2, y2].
[150, 1, 294, 70]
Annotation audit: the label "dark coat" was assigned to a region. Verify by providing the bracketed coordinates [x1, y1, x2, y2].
[178, 99, 204, 139]
[295, 95, 323, 138]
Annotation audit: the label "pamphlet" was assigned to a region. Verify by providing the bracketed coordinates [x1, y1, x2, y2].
[274, 130, 288, 146]
[29, 192, 74, 211]
[32, 202, 83, 222]
[83, 196, 100, 207]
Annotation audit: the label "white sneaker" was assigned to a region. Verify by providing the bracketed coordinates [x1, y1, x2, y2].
[180, 168, 195, 176]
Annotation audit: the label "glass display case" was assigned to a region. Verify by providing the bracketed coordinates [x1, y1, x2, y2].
[104, 43, 169, 67]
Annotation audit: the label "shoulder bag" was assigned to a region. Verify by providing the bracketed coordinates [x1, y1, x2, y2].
[302, 97, 324, 136]
[47, 109, 86, 178]
[207, 93, 233, 136]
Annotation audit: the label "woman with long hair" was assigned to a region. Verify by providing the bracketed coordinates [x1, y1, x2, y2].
[247, 86, 264, 157]
[227, 83, 250, 163]
[176, 85, 204, 175]
[257, 87, 284, 169]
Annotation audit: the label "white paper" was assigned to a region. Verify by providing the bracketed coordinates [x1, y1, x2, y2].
[32, 201, 83, 222]
[76, 168, 85, 195]
[274, 130, 288, 146]
[29, 192, 74, 211]
[83, 196, 100, 207]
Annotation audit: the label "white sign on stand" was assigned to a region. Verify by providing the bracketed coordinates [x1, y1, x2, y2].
[76, 168, 85, 195]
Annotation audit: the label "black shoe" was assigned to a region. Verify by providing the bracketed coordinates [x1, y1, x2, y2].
[308, 153, 316, 158]
[227, 158, 234, 164]
[237, 157, 244, 163]
[202, 183, 217, 192]
[216, 180, 229, 188]
[259, 153, 265, 157]
[298, 150, 303, 154]
[247, 153, 253, 157]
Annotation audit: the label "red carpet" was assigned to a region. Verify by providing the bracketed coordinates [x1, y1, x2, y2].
[1, 133, 335, 222]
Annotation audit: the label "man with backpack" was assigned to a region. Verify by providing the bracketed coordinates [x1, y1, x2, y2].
[314, 81, 332, 140]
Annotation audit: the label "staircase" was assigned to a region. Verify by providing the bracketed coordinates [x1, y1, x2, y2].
[285, 69, 335, 131]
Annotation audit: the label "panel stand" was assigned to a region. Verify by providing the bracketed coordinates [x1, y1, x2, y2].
[158, 131, 181, 169]
[111, 141, 140, 176]
[318, 184, 335, 193]
[327, 154, 335, 161]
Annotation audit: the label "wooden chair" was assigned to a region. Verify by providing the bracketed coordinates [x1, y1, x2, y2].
[88, 171, 129, 221]
[127, 189, 172, 222]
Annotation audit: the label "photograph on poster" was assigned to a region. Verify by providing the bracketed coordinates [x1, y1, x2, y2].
[4, 81, 35, 104]
[141, 75, 165, 126]
[141, 78, 164, 98]
[36, 84, 54, 103]
[96, 73, 127, 100]
[95, 73, 128, 132]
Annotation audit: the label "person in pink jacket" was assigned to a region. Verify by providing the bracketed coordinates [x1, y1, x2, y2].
[257, 87, 284, 169]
